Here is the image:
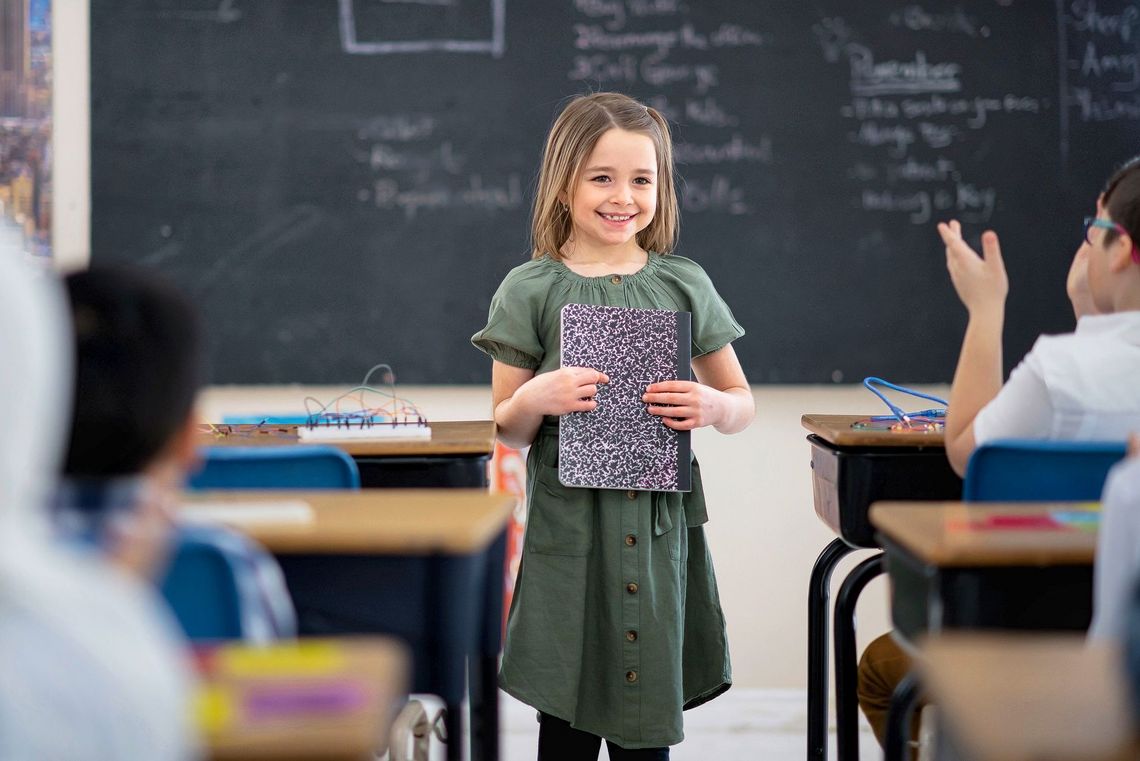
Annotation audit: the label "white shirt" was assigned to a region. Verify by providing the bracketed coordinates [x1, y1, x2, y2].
[0, 553, 199, 761]
[973, 312, 1140, 443]
[1089, 457, 1140, 641]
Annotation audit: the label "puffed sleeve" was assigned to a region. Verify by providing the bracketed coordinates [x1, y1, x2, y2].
[656, 255, 745, 357]
[471, 263, 547, 370]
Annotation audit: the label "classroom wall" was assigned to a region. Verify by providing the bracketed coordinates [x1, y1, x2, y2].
[200, 383, 924, 690]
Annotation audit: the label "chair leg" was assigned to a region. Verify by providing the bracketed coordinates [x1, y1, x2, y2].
[834, 553, 885, 761]
[807, 538, 858, 761]
[885, 670, 922, 761]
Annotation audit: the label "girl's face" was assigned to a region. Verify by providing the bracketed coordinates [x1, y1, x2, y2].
[1085, 196, 1128, 313]
[563, 128, 658, 256]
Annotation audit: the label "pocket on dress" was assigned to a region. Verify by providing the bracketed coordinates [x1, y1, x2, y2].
[525, 463, 595, 557]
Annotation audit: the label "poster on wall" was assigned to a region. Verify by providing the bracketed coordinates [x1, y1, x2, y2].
[0, 0, 51, 260]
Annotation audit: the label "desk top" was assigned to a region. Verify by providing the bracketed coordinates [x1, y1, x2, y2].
[200, 636, 407, 761]
[197, 420, 496, 457]
[801, 414, 946, 448]
[921, 633, 1137, 761]
[181, 490, 516, 555]
[869, 501, 1098, 566]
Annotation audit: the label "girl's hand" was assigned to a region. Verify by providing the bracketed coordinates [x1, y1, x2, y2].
[938, 219, 1008, 317]
[642, 380, 725, 431]
[521, 366, 609, 416]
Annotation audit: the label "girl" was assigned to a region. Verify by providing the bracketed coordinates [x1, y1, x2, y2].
[472, 92, 754, 759]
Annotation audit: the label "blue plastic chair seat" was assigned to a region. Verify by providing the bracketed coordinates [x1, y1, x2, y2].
[963, 439, 1128, 502]
[189, 445, 360, 490]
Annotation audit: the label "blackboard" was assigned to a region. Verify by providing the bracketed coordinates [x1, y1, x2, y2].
[92, 1, 1140, 384]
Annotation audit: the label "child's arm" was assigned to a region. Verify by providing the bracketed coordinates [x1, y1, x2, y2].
[491, 360, 610, 449]
[938, 220, 1008, 476]
[642, 344, 754, 434]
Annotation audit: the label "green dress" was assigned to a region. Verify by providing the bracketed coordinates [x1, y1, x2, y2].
[471, 252, 744, 749]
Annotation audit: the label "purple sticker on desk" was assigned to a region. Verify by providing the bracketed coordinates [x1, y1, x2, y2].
[244, 681, 367, 719]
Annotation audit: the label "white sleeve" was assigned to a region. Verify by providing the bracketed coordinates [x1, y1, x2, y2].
[971, 350, 1055, 445]
[1089, 458, 1140, 642]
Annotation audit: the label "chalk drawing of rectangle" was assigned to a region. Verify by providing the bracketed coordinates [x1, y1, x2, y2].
[339, 0, 505, 57]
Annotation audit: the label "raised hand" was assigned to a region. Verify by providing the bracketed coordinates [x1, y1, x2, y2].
[938, 219, 1008, 317]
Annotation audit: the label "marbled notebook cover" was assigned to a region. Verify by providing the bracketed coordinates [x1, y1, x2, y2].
[558, 303, 692, 492]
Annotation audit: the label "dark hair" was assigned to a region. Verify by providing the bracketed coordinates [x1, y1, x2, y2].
[63, 266, 203, 477]
[1101, 155, 1140, 255]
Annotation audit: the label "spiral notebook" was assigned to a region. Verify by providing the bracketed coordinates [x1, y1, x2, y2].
[558, 303, 692, 492]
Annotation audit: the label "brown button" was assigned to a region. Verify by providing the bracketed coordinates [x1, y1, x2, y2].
[624, 534, 637, 547]
[610, 275, 622, 285]
[626, 490, 637, 500]
[626, 670, 638, 683]
[626, 582, 639, 594]
[626, 630, 638, 642]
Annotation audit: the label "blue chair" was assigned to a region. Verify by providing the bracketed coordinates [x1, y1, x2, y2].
[963, 439, 1127, 502]
[159, 525, 297, 642]
[189, 445, 361, 490]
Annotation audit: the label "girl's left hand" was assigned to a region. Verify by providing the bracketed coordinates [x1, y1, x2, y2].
[642, 381, 723, 431]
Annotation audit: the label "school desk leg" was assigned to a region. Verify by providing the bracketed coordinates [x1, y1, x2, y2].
[807, 538, 858, 761]
[884, 670, 922, 761]
[471, 529, 507, 761]
[833, 553, 884, 761]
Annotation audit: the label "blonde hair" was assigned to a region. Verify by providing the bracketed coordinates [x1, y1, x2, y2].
[531, 92, 679, 260]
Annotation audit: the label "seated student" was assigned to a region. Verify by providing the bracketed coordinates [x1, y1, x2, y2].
[858, 155, 1140, 746]
[55, 266, 294, 642]
[0, 255, 197, 760]
[1089, 434, 1140, 641]
[54, 266, 203, 580]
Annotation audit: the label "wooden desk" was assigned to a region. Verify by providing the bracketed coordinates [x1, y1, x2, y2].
[199, 637, 408, 761]
[802, 414, 961, 761]
[197, 420, 497, 488]
[182, 491, 515, 761]
[870, 502, 1098, 641]
[186, 490, 514, 555]
[921, 634, 1138, 761]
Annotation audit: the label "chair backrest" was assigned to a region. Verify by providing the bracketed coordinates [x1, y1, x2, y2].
[963, 439, 1127, 502]
[189, 445, 361, 490]
[159, 526, 297, 642]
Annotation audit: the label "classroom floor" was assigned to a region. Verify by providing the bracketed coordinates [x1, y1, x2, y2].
[503, 689, 880, 760]
[415, 689, 881, 760]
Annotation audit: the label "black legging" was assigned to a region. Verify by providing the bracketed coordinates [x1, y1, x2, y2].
[537, 713, 670, 761]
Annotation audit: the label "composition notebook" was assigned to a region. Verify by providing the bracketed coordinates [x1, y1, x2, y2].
[559, 303, 692, 492]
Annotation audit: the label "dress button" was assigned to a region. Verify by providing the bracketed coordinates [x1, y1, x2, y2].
[626, 582, 639, 594]
[626, 630, 638, 642]
[625, 534, 637, 547]
[626, 670, 638, 683]
[626, 490, 637, 500]
[611, 275, 622, 285]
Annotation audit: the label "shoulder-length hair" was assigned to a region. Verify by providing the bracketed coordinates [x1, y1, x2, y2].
[530, 92, 679, 260]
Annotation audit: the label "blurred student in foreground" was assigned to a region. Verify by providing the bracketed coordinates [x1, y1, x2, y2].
[0, 254, 198, 760]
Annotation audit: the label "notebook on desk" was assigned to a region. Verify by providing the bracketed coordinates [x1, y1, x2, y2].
[559, 303, 692, 492]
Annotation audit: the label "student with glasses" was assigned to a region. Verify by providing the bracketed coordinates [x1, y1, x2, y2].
[857, 155, 1140, 749]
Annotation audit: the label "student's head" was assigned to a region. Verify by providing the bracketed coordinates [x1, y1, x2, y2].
[63, 266, 203, 481]
[1086, 156, 1140, 313]
[531, 92, 679, 260]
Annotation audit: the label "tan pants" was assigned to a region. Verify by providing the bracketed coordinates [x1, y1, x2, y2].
[857, 632, 922, 747]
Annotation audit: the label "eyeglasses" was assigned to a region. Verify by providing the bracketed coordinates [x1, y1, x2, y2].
[1084, 216, 1140, 263]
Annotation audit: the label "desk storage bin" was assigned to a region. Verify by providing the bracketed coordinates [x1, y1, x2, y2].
[809, 435, 962, 547]
[880, 537, 1094, 641]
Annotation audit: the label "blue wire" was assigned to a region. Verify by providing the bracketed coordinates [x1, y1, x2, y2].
[863, 377, 948, 425]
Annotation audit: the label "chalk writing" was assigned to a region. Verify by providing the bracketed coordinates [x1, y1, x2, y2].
[566, 3, 772, 213]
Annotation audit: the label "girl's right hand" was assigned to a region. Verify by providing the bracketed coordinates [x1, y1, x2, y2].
[521, 366, 609, 416]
